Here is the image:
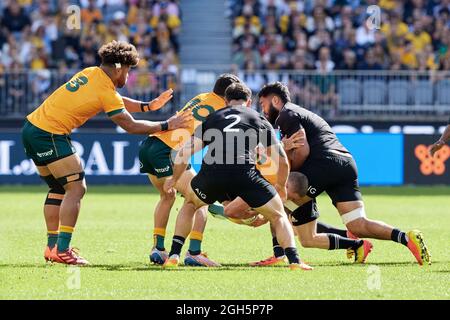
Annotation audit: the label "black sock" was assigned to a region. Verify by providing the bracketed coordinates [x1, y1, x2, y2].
[391, 228, 408, 246]
[272, 237, 285, 258]
[327, 234, 363, 250]
[284, 247, 300, 264]
[317, 221, 348, 237]
[169, 235, 185, 256]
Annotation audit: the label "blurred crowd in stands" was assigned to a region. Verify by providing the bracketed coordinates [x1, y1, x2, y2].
[228, 0, 450, 115]
[0, 0, 181, 109]
[229, 0, 450, 72]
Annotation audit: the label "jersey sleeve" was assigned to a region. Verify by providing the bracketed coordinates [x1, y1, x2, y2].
[277, 109, 304, 138]
[101, 90, 126, 117]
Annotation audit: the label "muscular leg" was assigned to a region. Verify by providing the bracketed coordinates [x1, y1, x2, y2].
[148, 174, 176, 251]
[253, 194, 301, 265]
[168, 170, 208, 258]
[168, 199, 200, 257]
[36, 166, 60, 233]
[337, 201, 408, 245]
[189, 206, 208, 255]
[46, 154, 86, 253]
[295, 220, 330, 249]
[36, 165, 63, 251]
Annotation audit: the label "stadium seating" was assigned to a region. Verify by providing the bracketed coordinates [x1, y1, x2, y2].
[388, 80, 409, 107]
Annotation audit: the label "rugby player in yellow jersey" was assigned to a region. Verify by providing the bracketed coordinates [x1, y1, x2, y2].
[21, 40, 191, 265]
[138, 74, 242, 266]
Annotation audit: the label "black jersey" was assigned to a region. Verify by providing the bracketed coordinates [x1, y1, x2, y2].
[275, 102, 350, 159]
[194, 105, 278, 170]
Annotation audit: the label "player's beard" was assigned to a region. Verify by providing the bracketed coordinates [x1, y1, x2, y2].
[267, 103, 280, 125]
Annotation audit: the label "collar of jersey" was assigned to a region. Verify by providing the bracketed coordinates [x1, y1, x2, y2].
[97, 66, 116, 89]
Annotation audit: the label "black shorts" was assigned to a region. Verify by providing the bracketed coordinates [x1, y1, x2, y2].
[289, 199, 320, 226]
[300, 152, 362, 206]
[190, 167, 277, 208]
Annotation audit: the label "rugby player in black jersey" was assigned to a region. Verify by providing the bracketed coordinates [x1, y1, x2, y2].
[162, 82, 312, 270]
[254, 82, 431, 266]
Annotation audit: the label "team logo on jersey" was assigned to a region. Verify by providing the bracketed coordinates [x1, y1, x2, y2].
[308, 186, 317, 195]
[195, 188, 207, 199]
[155, 166, 170, 173]
[36, 149, 54, 158]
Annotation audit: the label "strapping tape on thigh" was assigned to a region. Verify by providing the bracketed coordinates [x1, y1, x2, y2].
[57, 172, 85, 186]
[341, 206, 366, 224]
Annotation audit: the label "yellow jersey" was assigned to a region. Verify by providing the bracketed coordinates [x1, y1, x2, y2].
[27, 67, 125, 135]
[152, 92, 226, 150]
[255, 152, 278, 186]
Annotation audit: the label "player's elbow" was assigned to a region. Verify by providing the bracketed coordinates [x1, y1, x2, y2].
[111, 112, 143, 135]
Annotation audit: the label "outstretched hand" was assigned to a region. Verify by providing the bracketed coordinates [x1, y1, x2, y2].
[167, 111, 193, 130]
[150, 89, 173, 111]
[250, 215, 269, 228]
[163, 177, 177, 196]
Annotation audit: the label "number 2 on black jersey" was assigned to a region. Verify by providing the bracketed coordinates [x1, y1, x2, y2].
[223, 115, 241, 132]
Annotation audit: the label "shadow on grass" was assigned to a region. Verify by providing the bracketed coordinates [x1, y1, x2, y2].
[2, 261, 446, 271]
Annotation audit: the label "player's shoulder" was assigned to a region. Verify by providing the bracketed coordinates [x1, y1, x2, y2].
[75, 66, 100, 79]
[183, 92, 220, 111]
[67, 66, 111, 93]
[281, 102, 309, 116]
[193, 92, 223, 103]
[280, 102, 322, 122]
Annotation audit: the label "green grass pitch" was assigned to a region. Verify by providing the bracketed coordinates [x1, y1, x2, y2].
[0, 185, 449, 300]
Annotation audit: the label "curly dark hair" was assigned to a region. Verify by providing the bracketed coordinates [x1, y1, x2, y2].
[98, 40, 139, 67]
[258, 82, 291, 104]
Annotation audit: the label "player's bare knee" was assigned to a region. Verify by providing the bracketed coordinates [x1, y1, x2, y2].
[183, 200, 198, 214]
[347, 218, 369, 236]
[64, 182, 86, 200]
[340, 206, 367, 236]
[299, 237, 314, 248]
[266, 210, 284, 224]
